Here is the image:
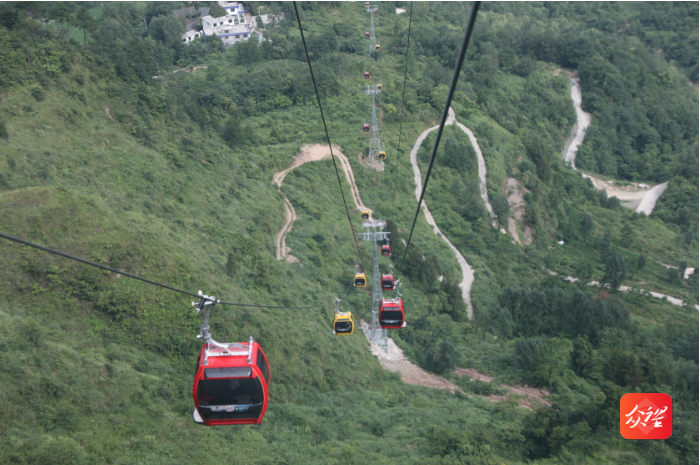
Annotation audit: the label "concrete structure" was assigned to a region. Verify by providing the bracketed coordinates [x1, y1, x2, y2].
[182, 12, 254, 46]
[180, 3, 255, 47]
[182, 29, 203, 44]
[217, 1, 246, 16]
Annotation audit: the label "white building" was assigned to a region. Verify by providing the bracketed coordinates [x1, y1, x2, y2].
[182, 29, 203, 43]
[183, 12, 254, 46]
[217, 1, 246, 16]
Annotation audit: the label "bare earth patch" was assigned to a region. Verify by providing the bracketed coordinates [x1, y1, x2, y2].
[357, 152, 385, 172]
[505, 177, 532, 245]
[361, 320, 462, 393]
[454, 368, 552, 409]
[362, 321, 552, 409]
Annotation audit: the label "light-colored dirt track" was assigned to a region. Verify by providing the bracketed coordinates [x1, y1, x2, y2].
[562, 74, 666, 214]
[361, 320, 551, 408]
[272, 144, 370, 261]
[274, 198, 298, 262]
[362, 321, 462, 393]
[454, 368, 552, 408]
[409, 106, 506, 318]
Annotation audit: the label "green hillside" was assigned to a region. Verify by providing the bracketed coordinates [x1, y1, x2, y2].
[0, 2, 697, 464]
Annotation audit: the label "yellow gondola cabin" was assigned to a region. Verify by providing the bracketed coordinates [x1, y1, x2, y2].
[333, 311, 354, 335]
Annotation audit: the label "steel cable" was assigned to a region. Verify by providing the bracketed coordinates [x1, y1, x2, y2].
[293, 1, 368, 271]
[397, 1, 481, 279]
[0, 232, 326, 309]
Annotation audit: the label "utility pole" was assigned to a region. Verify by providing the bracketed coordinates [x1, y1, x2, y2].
[359, 219, 390, 350]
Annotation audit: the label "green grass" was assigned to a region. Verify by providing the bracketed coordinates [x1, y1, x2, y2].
[0, 2, 697, 463]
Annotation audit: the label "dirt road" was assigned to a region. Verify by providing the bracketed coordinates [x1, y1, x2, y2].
[362, 321, 462, 393]
[361, 320, 552, 408]
[274, 198, 298, 262]
[409, 107, 475, 318]
[563, 75, 666, 214]
[272, 144, 370, 261]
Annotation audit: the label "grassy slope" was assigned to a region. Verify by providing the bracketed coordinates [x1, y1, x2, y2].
[0, 2, 696, 464]
[0, 57, 531, 464]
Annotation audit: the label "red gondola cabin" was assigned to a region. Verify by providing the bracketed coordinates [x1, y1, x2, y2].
[365, 31, 370, 38]
[193, 338, 270, 426]
[379, 297, 406, 329]
[381, 244, 391, 256]
[363, 124, 370, 132]
[364, 71, 370, 79]
[381, 274, 395, 290]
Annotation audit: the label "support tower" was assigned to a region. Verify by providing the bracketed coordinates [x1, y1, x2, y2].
[359, 219, 390, 350]
[366, 4, 379, 52]
[365, 84, 384, 164]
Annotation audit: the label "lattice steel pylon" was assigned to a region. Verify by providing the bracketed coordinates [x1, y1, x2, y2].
[366, 4, 379, 51]
[365, 84, 384, 165]
[359, 219, 390, 350]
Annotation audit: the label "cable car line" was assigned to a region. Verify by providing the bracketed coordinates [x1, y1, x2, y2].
[0, 232, 327, 309]
[397, 1, 481, 279]
[293, 1, 368, 271]
[391, 2, 413, 211]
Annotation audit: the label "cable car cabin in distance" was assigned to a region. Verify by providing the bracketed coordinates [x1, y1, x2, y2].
[361, 210, 370, 219]
[354, 272, 367, 287]
[193, 338, 270, 426]
[364, 31, 370, 38]
[378, 151, 386, 160]
[364, 71, 370, 79]
[381, 244, 391, 256]
[379, 297, 406, 329]
[363, 124, 370, 132]
[333, 311, 354, 335]
[381, 274, 395, 290]
[375, 44, 381, 51]
[376, 83, 383, 92]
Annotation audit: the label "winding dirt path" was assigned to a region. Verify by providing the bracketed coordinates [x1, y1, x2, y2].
[563, 75, 667, 214]
[272, 144, 370, 262]
[274, 198, 298, 263]
[554, 273, 700, 311]
[454, 120, 501, 230]
[409, 107, 475, 318]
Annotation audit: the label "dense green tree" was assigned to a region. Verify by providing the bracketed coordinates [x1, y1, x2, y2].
[580, 212, 593, 244]
[578, 262, 593, 283]
[603, 253, 628, 292]
[491, 193, 510, 231]
[619, 222, 637, 246]
[148, 15, 186, 50]
[74, 6, 98, 49]
[572, 335, 593, 374]
[48, 2, 71, 40]
[145, 2, 175, 24]
[637, 253, 647, 270]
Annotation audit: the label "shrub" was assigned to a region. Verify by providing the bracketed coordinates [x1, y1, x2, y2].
[31, 86, 46, 102]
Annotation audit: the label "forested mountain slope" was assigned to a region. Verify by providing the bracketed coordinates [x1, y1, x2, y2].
[0, 2, 697, 464]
